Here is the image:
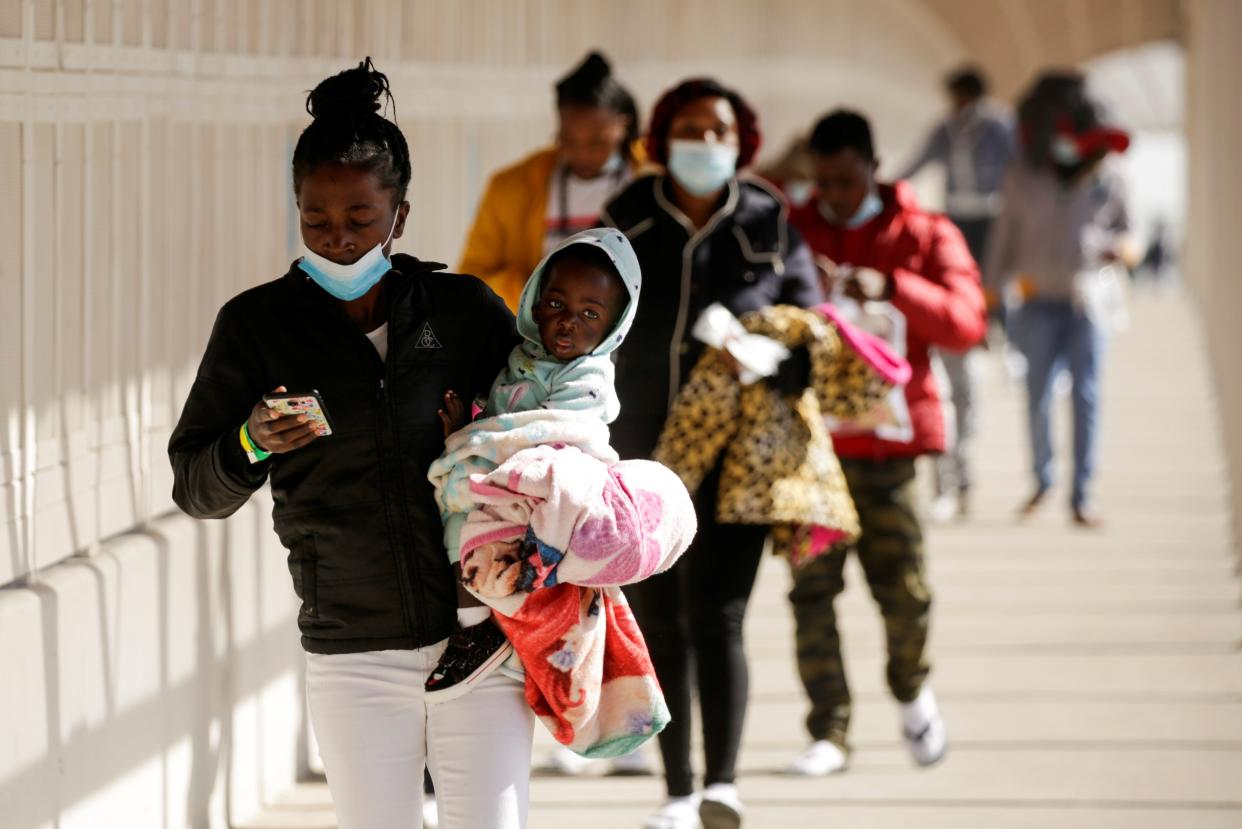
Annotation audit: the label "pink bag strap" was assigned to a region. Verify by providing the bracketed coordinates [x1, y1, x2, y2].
[814, 302, 912, 386]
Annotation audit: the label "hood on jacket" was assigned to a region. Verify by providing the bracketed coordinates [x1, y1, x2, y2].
[515, 227, 642, 359]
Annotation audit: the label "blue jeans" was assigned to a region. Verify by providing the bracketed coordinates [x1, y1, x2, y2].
[1016, 300, 1106, 510]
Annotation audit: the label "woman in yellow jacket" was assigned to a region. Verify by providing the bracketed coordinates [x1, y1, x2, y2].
[458, 51, 646, 311]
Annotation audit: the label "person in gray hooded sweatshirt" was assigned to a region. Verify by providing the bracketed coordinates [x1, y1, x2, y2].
[425, 227, 643, 701]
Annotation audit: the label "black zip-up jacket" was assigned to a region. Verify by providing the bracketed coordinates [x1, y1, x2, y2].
[601, 173, 822, 461]
[168, 255, 518, 654]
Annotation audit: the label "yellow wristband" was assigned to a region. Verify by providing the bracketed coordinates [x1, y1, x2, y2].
[240, 422, 271, 463]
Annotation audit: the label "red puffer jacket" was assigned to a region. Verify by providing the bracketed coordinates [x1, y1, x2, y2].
[789, 182, 987, 460]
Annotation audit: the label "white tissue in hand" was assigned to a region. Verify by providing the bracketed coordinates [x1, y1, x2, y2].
[692, 303, 746, 348]
[692, 303, 789, 384]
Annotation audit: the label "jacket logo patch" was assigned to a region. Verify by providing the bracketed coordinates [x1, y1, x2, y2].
[416, 322, 443, 349]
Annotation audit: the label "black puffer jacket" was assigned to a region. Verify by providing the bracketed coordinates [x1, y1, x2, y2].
[601, 173, 822, 460]
[169, 255, 517, 654]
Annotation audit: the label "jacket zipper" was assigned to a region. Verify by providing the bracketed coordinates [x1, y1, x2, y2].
[373, 376, 420, 640]
[379, 368, 430, 641]
[298, 269, 428, 643]
[657, 177, 739, 414]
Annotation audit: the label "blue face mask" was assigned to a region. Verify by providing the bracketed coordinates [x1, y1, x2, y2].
[667, 140, 738, 196]
[298, 211, 400, 301]
[819, 188, 884, 229]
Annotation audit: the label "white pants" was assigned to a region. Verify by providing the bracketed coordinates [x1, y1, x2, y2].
[306, 644, 534, 829]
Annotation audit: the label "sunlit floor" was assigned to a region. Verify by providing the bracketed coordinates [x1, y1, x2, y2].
[244, 288, 1242, 828]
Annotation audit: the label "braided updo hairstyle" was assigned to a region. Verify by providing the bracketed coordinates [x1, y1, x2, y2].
[292, 57, 412, 204]
[555, 51, 640, 161]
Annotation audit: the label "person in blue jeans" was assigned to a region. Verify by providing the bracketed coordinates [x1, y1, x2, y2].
[984, 72, 1131, 526]
[897, 66, 1016, 521]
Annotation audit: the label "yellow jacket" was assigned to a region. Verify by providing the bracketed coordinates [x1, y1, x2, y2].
[457, 144, 647, 311]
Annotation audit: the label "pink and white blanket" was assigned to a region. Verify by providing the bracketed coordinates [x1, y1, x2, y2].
[428, 410, 696, 757]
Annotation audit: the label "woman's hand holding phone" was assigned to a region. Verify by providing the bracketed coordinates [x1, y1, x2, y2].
[247, 386, 322, 453]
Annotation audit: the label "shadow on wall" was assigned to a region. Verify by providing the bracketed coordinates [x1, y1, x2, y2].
[0, 500, 306, 829]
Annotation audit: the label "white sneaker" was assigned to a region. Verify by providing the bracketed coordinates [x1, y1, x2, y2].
[422, 795, 439, 828]
[643, 795, 700, 829]
[544, 744, 591, 776]
[785, 740, 847, 776]
[901, 687, 948, 766]
[608, 748, 653, 776]
[927, 493, 958, 524]
[699, 783, 743, 829]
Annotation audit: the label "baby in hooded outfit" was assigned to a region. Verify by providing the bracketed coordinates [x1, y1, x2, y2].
[425, 228, 641, 702]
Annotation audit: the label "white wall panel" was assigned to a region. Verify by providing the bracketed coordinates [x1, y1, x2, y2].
[0, 498, 302, 829]
[1186, 0, 1242, 555]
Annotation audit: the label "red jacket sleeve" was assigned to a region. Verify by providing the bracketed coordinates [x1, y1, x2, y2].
[889, 215, 987, 351]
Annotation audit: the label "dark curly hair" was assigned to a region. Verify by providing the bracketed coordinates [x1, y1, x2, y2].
[808, 110, 876, 162]
[945, 66, 987, 100]
[645, 78, 761, 170]
[292, 57, 412, 204]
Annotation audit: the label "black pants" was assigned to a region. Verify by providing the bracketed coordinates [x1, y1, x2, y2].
[949, 215, 993, 264]
[626, 469, 769, 797]
[952, 215, 1005, 329]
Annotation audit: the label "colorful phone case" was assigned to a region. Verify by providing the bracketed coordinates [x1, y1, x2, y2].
[263, 391, 334, 437]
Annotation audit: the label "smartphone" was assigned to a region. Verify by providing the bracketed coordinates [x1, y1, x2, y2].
[262, 390, 334, 438]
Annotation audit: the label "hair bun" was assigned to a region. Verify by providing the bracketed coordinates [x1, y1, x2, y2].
[306, 57, 390, 120]
[556, 51, 613, 99]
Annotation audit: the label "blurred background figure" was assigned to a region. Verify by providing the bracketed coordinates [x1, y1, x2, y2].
[1135, 217, 1174, 285]
[755, 134, 816, 207]
[898, 66, 1015, 262]
[458, 50, 644, 312]
[785, 109, 986, 779]
[898, 66, 1016, 521]
[984, 71, 1132, 528]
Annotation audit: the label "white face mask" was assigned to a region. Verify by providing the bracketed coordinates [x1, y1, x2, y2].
[297, 211, 400, 301]
[667, 139, 739, 196]
[1051, 134, 1082, 166]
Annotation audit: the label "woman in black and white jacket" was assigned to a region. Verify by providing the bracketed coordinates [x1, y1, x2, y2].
[602, 78, 821, 829]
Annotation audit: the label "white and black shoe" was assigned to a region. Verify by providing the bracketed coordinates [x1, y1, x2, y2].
[643, 795, 700, 829]
[424, 616, 513, 704]
[699, 783, 743, 829]
[421, 795, 439, 828]
[901, 687, 948, 766]
[785, 740, 848, 776]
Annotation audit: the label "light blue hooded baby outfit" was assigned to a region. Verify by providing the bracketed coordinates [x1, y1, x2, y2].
[436, 228, 641, 564]
[484, 228, 642, 422]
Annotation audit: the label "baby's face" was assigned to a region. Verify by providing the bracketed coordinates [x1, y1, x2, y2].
[534, 260, 626, 361]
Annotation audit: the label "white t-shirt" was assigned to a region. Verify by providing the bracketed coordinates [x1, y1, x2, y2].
[542, 161, 632, 255]
[366, 322, 389, 363]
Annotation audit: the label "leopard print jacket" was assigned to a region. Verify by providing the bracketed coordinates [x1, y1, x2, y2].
[652, 305, 893, 565]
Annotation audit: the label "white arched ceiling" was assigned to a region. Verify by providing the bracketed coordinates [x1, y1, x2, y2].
[917, 0, 1182, 101]
[1084, 39, 1185, 131]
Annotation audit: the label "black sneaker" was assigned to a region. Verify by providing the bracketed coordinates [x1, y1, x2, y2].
[424, 616, 514, 704]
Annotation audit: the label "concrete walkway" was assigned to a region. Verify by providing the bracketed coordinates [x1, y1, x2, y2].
[244, 292, 1242, 828]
